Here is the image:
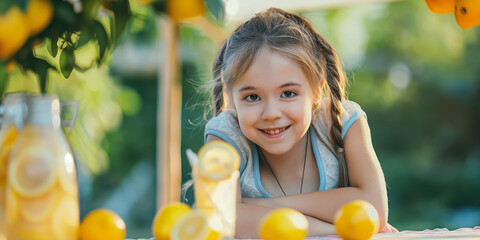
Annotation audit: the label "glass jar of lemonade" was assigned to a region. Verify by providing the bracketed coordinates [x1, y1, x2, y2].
[5, 94, 79, 240]
[0, 93, 27, 238]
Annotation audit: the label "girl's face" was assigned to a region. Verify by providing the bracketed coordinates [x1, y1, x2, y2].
[231, 47, 315, 155]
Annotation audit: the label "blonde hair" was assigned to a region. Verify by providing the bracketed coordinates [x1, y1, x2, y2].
[211, 8, 350, 187]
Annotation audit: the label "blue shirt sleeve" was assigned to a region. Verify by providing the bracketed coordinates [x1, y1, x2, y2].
[340, 100, 367, 139]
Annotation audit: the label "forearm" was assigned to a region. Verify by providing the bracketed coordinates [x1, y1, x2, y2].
[244, 186, 388, 229]
[236, 202, 336, 239]
[236, 202, 272, 239]
[305, 215, 336, 236]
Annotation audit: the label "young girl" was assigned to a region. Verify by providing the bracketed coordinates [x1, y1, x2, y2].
[203, 7, 394, 238]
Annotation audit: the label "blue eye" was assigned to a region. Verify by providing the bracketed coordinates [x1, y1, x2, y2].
[281, 91, 297, 98]
[244, 94, 260, 102]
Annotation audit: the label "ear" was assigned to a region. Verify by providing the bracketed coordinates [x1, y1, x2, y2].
[225, 93, 234, 110]
[226, 94, 239, 118]
[232, 103, 238, 119]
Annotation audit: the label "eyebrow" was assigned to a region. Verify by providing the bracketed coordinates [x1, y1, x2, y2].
[238, 82, 301, 92]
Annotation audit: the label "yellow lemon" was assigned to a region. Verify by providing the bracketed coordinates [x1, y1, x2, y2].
[425, 0, 455, 13]
[334, 200, 380, 240]
[197, 141, 240, 181]
[167, 0, 206, 22]
[8, 147, 57, 198]
[25, 0, 54, 35]
[51, 196, 79, 240]
[455, 0, 480, 29]
[259, 208, 308, 240]
[170, 210, 220, 240]
[152, 202, 191, 240]
[0, 7, 29, 61]
[79, 209, 126, 240]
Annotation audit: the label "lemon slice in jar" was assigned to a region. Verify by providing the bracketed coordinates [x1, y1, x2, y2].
[0, 127, 19, 147]
[0, 186, 5, 220]
[197, 141, 240, 181]
[51, 196, 79, 240]
[5, 186, 19, 225]
[8, 147, 57, 198]
[0, 145, 13, 187]
[19, 189, 57, 223]
[0, 128, 19, 187]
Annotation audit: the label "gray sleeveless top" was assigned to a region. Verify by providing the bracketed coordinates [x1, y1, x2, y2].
[204, 100, 366, 198]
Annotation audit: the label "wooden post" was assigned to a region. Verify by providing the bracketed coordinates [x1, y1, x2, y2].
[156, 16, 182, 209]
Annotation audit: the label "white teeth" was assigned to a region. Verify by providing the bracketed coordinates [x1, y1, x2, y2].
[264, 127, 286, 134]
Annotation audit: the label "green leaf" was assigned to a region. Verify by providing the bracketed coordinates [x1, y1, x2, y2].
[32, 57, 55, 93]
[77, 26, 94, 48]
[204, 0, 225, 22]
[0, 63, 6, 95]
[60, 45, 75, 78]
[111, 0, 132, 44]
[47, 36, 59, 58]
[52, 0, 80, 32]
[0, 0, 28, 12]
[107, 16, 115, 45]
[92, 20, 109, 65]
[0, 1, 14, 14]
[82, 0, 102, 23]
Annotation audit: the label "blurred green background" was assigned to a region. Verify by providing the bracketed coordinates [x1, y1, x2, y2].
[2, 0, 480, 238]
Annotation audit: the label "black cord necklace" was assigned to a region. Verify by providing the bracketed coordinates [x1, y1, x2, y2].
[259, 132, 310, 196]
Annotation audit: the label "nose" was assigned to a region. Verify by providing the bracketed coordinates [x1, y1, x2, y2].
[261, 99, 282, 121]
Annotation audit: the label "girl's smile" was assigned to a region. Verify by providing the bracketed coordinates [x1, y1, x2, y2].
[260, 125, 290, 137]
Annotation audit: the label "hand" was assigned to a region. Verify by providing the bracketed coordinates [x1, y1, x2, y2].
[380, 223, 399, 233]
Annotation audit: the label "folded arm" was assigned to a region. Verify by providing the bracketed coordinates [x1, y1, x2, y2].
[235, 181, 337, 238]
[241, 117, 389, 230]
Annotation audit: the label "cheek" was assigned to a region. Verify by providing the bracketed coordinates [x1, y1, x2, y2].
[236, 105, 264, 139]
[237, 114, 257, 141]
[237, 111, 255, 129]
[286, 102, 312, 122]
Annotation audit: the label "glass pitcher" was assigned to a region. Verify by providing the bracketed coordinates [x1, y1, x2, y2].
[0, 93, 28, 238]
[5, 94, 79, 240]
